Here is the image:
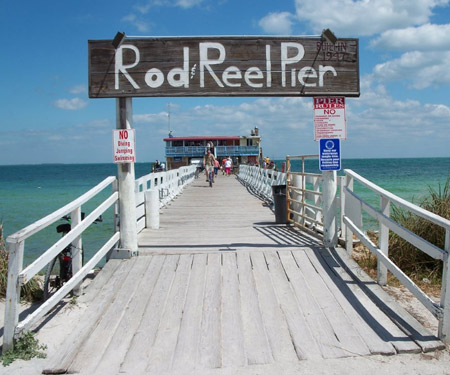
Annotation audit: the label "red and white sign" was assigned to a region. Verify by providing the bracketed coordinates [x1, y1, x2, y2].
[314, 97, 346, 140]
[113, 129, 136, 163]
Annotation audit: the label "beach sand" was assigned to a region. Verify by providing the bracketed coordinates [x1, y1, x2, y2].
[0, 282, 448, 375]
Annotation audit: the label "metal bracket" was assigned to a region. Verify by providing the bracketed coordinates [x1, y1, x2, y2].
[108, 248, 139, 260]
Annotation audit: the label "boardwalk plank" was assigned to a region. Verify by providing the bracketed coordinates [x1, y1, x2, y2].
[43, 259, 132, 373]
[93, 255, 166, 374]
[198, 253, 222, 368]
[264, 251, 322, 360]
[221, 252, 246, 368]
[306, 248, 411, 354]
[325, 247, 445, 352]
[146, 254, 192, 372]
[250, 252, 298, 363]
[290, 250, 371, 357]
[278, 251, 350, 359]
[120, 255, 180, 374]
[69, 256, 151, 373]
[237, 251, 273, 365]
[172, 254, 207, 371]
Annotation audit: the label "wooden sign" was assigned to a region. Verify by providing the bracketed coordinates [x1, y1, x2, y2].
[89, 36, 359, 98]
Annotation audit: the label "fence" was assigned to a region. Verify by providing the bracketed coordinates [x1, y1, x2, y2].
[237, 165, 286, 203]
[342, 169, 450, 342]
[3, 165, 196, 351]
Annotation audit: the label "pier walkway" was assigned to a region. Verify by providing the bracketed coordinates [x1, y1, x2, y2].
[44, 174, 443, 374]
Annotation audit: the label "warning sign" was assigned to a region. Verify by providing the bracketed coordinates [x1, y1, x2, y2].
[314, 97, 346, 140]
[113, 129, 136, 163]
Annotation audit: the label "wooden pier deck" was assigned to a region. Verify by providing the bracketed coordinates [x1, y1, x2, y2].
[44, 174, 444, 374]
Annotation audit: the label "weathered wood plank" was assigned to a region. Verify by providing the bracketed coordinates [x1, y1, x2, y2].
[250, 252, 298, 362]
[172, 254, 207, 371]
[328, 246, 445, 352]
[264, 251, 322, 360]
[278, 251, 350, 358]
[146, 254, 192, 372]
[290, 250, 371, 357]
[120, 255, 180, 373]
[237, 251, 273, 365]
[69, 255, 153, 373]
[198, 253, 222, 368]
[221, 253, 246, 367]
[311, 248, 419, 354]
[43, 259, 132, 373]
[93, 255, 166, 374]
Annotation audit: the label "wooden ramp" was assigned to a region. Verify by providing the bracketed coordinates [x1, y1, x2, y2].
[44, 175, 444, 375]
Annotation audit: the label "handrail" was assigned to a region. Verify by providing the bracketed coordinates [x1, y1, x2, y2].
[7, 176, 116, 244]
[286, 155, 322, 233]
[3, 165, 198, 352]
[237, 165, 286, 203]
[4, 177, 118, 352]
[343, 169, 450, 343]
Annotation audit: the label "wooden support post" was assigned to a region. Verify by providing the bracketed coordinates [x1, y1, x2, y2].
[3, 240, 24, 352]
[439, 229, 450, 343]
[116, 98, 137, 255]
[322, 170, 337, 247]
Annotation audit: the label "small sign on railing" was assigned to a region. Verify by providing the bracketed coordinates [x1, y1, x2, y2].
[113, 129, 136, 163]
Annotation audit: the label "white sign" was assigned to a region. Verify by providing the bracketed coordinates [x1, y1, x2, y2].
[113, 129, 136, 163]
[314, 97, 346, 140]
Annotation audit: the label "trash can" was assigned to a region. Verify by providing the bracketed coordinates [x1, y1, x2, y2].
[272, 184, 288, 224]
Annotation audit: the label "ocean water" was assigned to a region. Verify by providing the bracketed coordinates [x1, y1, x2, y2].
[0, 158, 449, 266]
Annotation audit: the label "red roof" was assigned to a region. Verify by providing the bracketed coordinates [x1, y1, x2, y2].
[163, 136, 240, 142]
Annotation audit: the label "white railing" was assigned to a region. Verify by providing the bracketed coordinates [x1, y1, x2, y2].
[4, 177, 119, 351]
[343, 169, 450, 343]
[238, 165, 286, 203]
[134, 165, 196, 233]
[3, 164, 197, 351]
[286, 155, 323, 233]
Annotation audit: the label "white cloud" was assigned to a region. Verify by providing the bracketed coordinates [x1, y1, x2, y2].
[294, 0, 449, 36]
[373, 51, 450, 89]
[175, 0, 205, 8]
[69, 84, 87, 95]
[122, 14, 152, 33]
[370, 23, 450, 51]
[259, 12, 295, 35]
[54, 98, 88, 110]
[134, 112, 169, 124]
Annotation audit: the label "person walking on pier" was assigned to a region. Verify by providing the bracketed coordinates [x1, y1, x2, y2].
[203, 149, 215, 183]
[224, 156, 232, 176]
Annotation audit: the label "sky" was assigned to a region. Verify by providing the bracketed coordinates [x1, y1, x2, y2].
[1, 0, 450, 165]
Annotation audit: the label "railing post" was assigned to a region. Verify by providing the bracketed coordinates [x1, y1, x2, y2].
[439, 229, 450, 343]
[378, 196, 389, 286]
[322, 170, 337, 247]
[71, 207, 83, 296]
[145, 189, 160, 229]
[3, 240, 24, 352]
[344, 173, 354, 255]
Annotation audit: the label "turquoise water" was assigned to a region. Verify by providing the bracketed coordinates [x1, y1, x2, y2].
[0, 158, 449, 265]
